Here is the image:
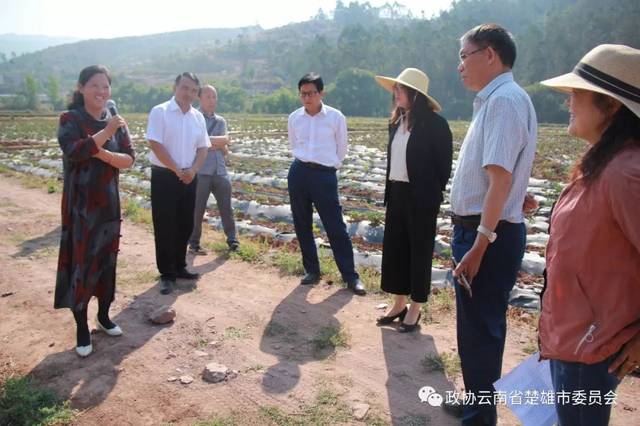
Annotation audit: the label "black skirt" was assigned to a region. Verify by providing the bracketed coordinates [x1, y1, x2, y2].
[380, 181, 439, 303]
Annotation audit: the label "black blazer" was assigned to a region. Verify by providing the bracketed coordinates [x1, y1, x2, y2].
[384, 110, 453, 209]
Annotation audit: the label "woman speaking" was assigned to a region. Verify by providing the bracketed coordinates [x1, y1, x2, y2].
[54, 65, 135, 357]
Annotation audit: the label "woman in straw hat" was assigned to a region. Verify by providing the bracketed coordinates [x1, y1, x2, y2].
[374, 68, 452, 332]
[538, 44, 640, 425]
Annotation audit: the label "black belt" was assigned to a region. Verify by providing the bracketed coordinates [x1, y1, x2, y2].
[450, 214, 511, 230]
[451, 214, 481, 230]
[151, 165, 172, 172]
[295, 159, 336, 171]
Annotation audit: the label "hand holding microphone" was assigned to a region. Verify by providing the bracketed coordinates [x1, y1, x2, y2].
[105, 99, 127, 138]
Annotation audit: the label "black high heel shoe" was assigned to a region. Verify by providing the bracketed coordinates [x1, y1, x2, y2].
[398, 313, 421, 333]
[376, 307, 408, 325]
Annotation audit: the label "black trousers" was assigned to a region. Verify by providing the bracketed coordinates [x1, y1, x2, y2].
[380, 181, 439, 303]
[151, 167, 197, 280]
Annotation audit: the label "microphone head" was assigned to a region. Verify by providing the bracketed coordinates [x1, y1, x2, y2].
[105, 99, 118, 116]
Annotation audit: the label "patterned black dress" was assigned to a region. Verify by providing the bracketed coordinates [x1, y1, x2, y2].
[54, 107, 134, 312]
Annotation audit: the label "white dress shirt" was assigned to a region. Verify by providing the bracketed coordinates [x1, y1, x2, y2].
[287, 103, 348, 168]
[388, 120, 410, 182]
[146, 97, 211, 169]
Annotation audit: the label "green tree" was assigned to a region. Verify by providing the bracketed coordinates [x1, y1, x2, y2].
[46, 75, 62, 111]
[23, 75, 39, 111]
[336, 25, 375, 70]
[217, 85, 248, 112]
[334, 1, 379, 26]
[313, 7, 328, 20]
[525, 83, 568, 124]
[302, 35, 338, 79]
[111, 81, 173, 113]
[252, 88, 299, 114]
[327, 68, 388, 117]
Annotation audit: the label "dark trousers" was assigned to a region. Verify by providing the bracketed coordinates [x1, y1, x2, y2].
[452, 221, 525, 426]
[550, 355, 620, 426]
[381, 181, 439, 303]
[287, 159, 358, 283]
[151, 167, 197, 280]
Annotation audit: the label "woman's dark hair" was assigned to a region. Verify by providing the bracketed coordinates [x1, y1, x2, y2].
[389, 84, 435, 131]
[573, 95, 640, 183]
[67, 65, 111, 110]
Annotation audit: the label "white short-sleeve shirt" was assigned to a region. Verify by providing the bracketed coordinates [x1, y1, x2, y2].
[146, 97, 211, 169]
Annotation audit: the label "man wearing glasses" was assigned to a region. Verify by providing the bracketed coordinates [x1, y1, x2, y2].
[447, 24, 538, 424]
[286, 73, 365, 296]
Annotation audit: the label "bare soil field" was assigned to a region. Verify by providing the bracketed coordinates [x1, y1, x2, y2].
[1, 175, 638, 425]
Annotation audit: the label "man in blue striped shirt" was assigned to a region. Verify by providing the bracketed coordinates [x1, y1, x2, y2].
[447, 24, 538, 425]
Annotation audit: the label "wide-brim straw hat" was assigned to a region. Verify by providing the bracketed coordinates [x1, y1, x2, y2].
[540, 44, 640, 118]
[375, 67, 442, 112]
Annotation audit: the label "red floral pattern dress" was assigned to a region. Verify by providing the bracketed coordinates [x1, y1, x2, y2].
[54, 107, 135, 311]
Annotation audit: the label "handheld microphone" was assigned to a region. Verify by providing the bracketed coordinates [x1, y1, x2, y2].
[106, 99, 118, 117]
[105, 99, 124, 138]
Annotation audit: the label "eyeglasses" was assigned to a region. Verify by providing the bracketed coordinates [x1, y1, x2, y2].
[459, 46, 488, 62]
[299, 90, 318, 98]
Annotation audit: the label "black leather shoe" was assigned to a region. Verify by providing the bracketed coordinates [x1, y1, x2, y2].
[376, 307, 408, 325]
[160, 278, 174, 295]
[177, 268, 199, 280]
[347, 278, 366, 296]
[442, 400, 464, 418]
[300, 273, 320, 285]
[398, 313, 421, 333]
[228, 240, 240, 252]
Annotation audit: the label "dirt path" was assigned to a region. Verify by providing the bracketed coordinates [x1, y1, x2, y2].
[0, 176, 638, 425]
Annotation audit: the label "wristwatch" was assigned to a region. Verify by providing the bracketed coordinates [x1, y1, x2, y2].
[477, 224, 497, 243]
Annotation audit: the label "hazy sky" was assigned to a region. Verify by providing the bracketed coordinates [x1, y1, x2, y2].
[0, 0, 454, 39]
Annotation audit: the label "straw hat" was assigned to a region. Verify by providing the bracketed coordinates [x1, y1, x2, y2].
[375, 68, 442, 112]
[541, 44, 640, 118]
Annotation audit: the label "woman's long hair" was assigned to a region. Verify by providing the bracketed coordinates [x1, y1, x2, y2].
[572, 94, 640, 184]
[389, 85, 435, 131]
[67, 65, 111, 110]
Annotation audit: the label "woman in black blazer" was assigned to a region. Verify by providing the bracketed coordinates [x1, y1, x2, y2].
[374, 68, 453, 332]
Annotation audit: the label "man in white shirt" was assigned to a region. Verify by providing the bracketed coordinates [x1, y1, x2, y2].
[445, 24, 538, 424]
[287, 73, 365, 296]
[147, 72, 210, 295]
